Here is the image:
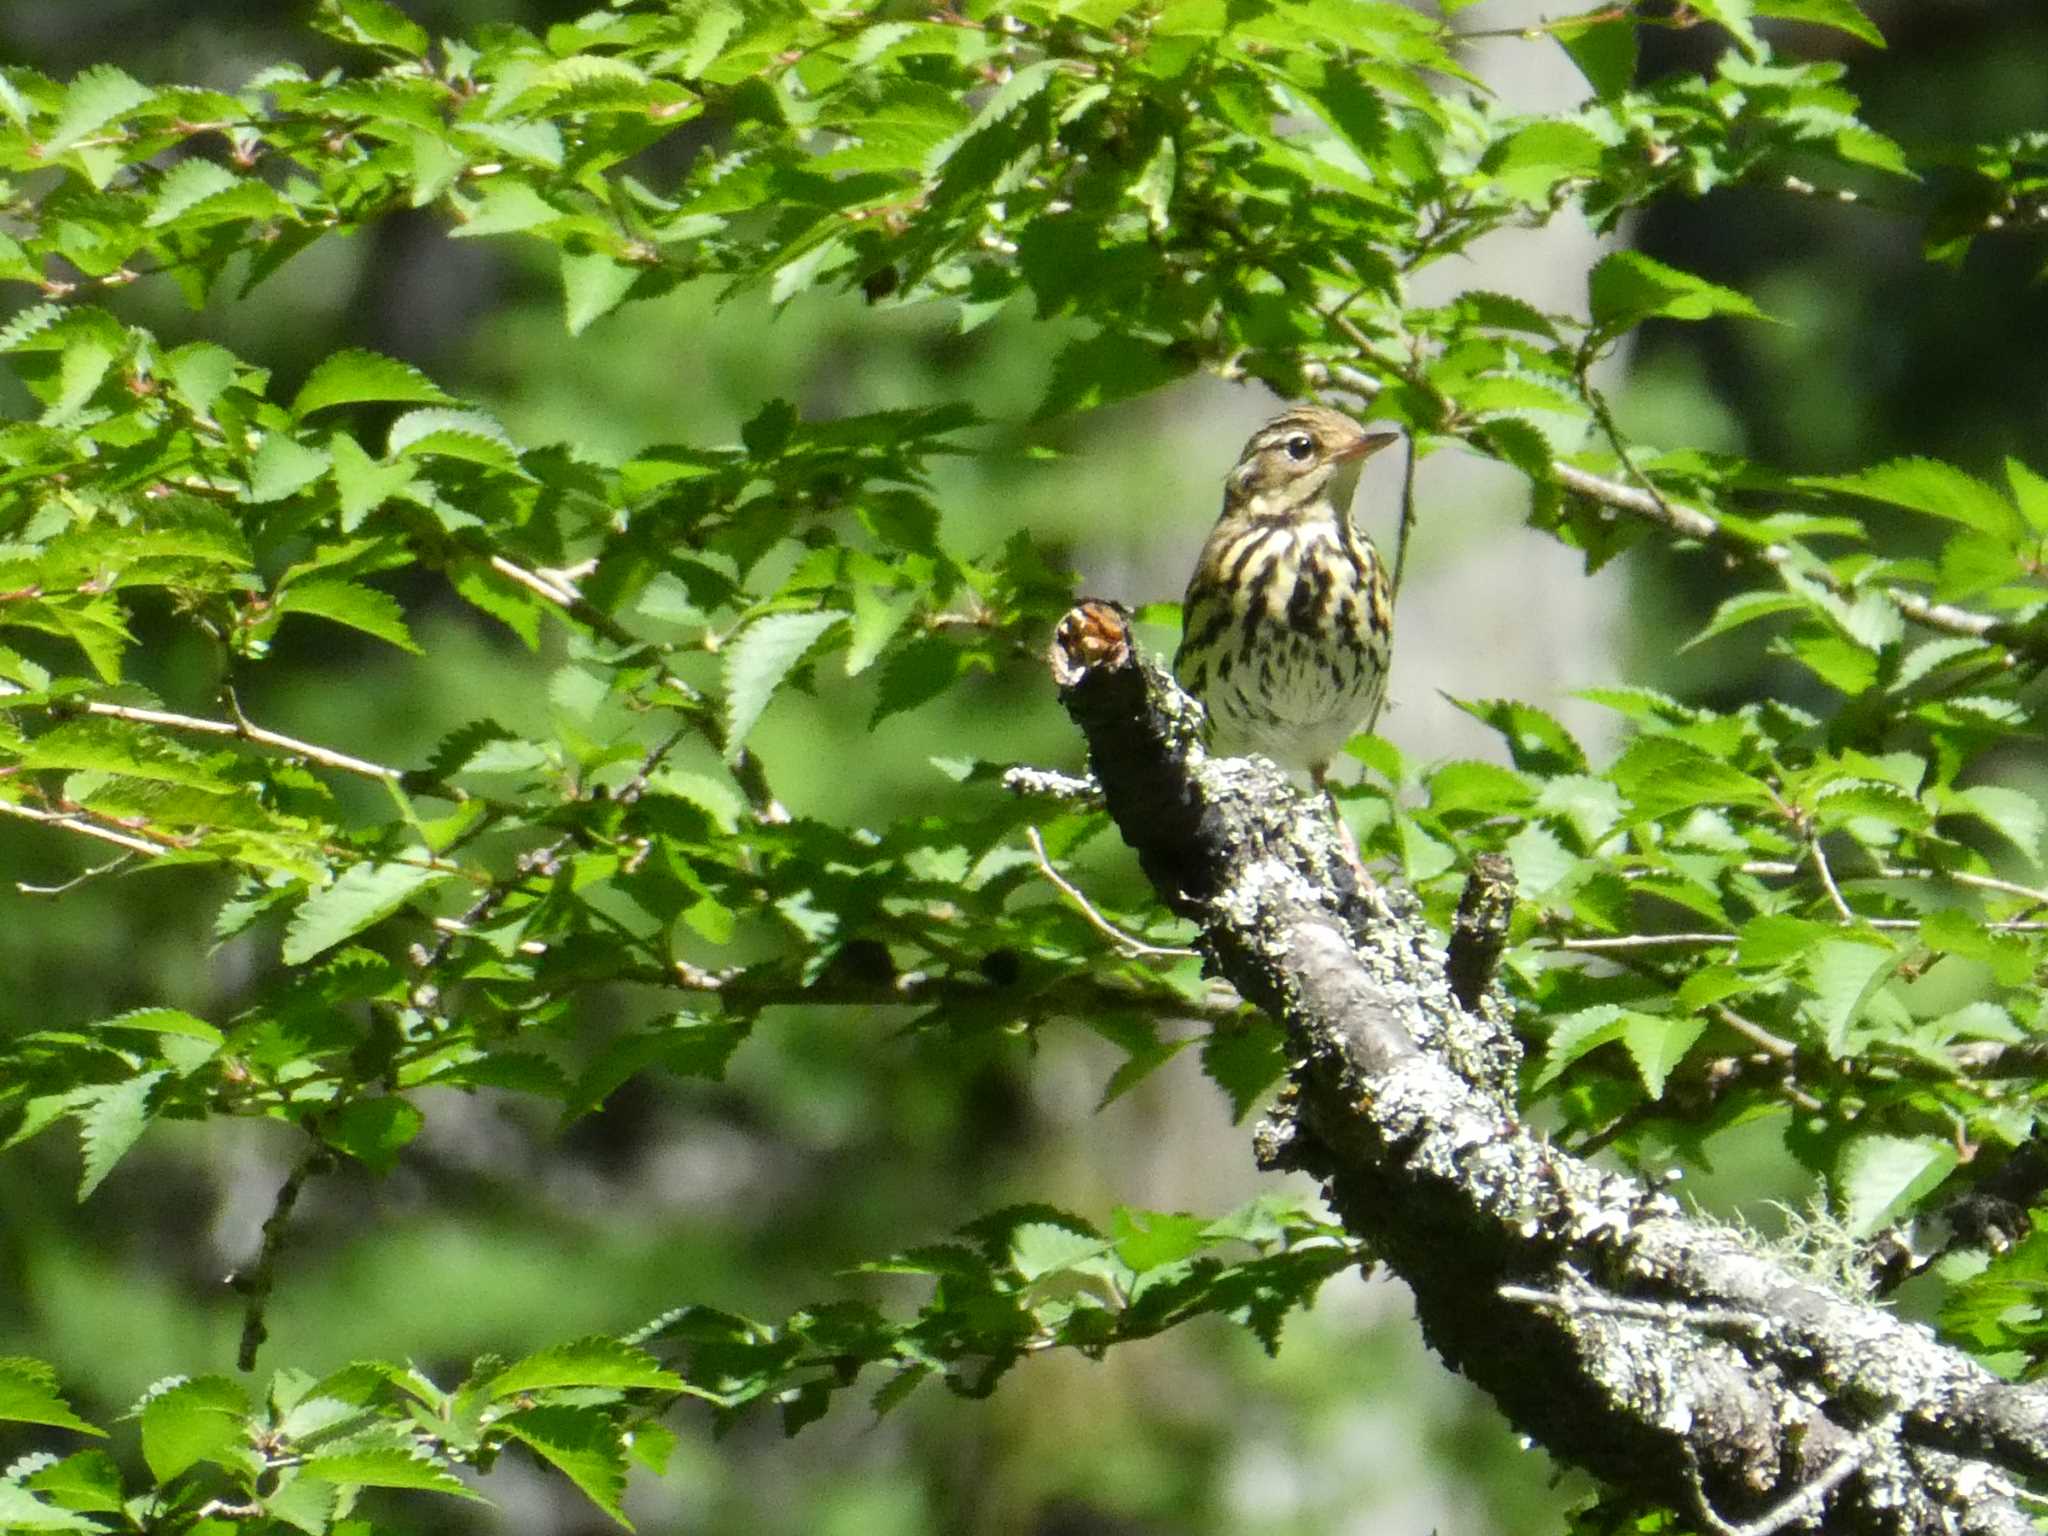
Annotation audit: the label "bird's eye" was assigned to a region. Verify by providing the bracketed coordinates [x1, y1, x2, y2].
[1284, 434, 1314, 461]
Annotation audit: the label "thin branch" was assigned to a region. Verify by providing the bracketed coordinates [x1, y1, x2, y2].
[1555, 931, 1738, 951]
[1743, 858, 2048, 911]
[15, 849, 136, 895]
[0, 797, 167, 857]
[1684, 1439, 1870, 1536]
[1025, 826, 1200, 960]
[1391, 425, 1420, 601]
[1711, 1005, 1798, 1063]
[1808, 837, 1856, 925]
[1551, 461, 2020, 651]
[231, 1144, 331, 1372]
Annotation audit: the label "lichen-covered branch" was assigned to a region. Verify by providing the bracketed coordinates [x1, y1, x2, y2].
[1049, 601, 2045, 1535]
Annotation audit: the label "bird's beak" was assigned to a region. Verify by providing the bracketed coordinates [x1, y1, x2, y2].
[1334, 430, 1401, 463]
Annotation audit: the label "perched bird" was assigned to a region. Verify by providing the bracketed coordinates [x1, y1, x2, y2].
[1174, 405, 1400, 792]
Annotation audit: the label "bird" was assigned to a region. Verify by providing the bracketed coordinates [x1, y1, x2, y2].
[1174, 404, 1400, 795]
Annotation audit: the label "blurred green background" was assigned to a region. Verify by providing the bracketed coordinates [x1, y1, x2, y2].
[2, 2, 2044, 1531]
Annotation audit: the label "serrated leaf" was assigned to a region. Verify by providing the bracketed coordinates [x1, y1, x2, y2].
[483, 1337, 684, 1398]
[1687, 589, 1808, 648]
[300, 1441, 480, 1498]
[73, 1071, 165, 1199]
[1557, 17, 1636, 97]
[1010, 1222, 1114, 1282]
[1804, 939, 1898, 1056]
[498, 1407, 630, 1526]
[329, 433, 420, 532]
[1588, 250, 1766, 335]
[281, 862, 451, 965]
[325, 1097, 423, 1173]
[1611, 736, 1773, 819]
[1934, 784, 2044, 866]
[1836, 1134, 1957, 1237]
[721, 609, 847, 759]
[560, 250, 642, 336]
[1754, 0, 1883, 46]
[0, 1360, 104, 1437]
[245, 433, 333, 504]
[144, 158, 238, 228]
[44, 65, 153, 155]
[275, 579, 422, 653]
[388, 408, 520, 471]
[0, 1485, 103, 1532]
[293, 349, 455, 417]
[1620, 1014, 1705, 1099]
[324, 0, 431, 54]
[1798, 458, 2022, 539]
[1199, 1015, 1287, 1123]
[139, 1376, 251, 1482]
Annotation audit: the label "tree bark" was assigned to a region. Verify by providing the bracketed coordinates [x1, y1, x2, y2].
[1049, 600, 2045, 1535]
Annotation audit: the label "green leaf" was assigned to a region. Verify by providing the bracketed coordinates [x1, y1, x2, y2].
[1754, 0, 1884, 46]
[1689, 0, 1761, 54]
[1620, 1014, 1705, 1099]
[246, 433, 333, 504]
[1803, 939, 1898, 1056]
[23, 1449, 124, 1512]
[721, 609, 848, 759]
[74, 1071, 166, 1199]
[1836, 1134, 1957, 1237]
[139, 1376, 252, 1482]
[1798, 458, 2022, 539]
[44, 64, 153, 155]
[1448, 698, 1587, 774]
[2004, 456, 2048, 532]
[388, 407, 520, 471]
[1555, 17, 1636, 98]
[1010, 1221, 1113, 1282]
[1481, 121, 1606, 204]
[1687, 589, 1808, 648]
[325, 1097, 423, 1173]
[0, 1486, 103, 1532]
[329, 433, 420, 531]
[1934, 784, 2045, 866]
[498, 1406, 630, 1526]
[300, 1440, 480, 1499]
[1199, 1015, 1288, 1123]
[1588, 251, 1766, 335]
[275, 579, 422, 653]
[483, 1337, 684, 1398]
[292, 349, 455, 417]
[0, 1359, 104, 1437]
[322, 0, 431, 54]
[282, 862, 452, 965]
[1036, 331, 1192, 419]
[1610, 736, 1774, 819]
[560, 250, 643, 336]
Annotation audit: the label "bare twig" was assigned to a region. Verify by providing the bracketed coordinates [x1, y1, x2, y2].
[1026, 826, 1199, 960]
[0, 798, 167, 857]
[1556, 931, 1739, 951]
[1392, 425, 1421, 600]
[15, 849, 137, 894]
[1684, 1439, 1870, 1536]
[1743, 858, 2048, 911]
[1808, 837, 1856, 924]
[230, 1143, 331, 1372]
[1711, 1005, 1798, 1062]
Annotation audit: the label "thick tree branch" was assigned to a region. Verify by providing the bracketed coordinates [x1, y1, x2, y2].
[1049, 601, 2045, 1535]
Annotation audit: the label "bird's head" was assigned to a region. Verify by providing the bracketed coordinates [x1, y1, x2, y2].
[1224, 405, 1399, 524]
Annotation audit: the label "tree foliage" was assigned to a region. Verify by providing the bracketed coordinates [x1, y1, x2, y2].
[0, 0, 2043, 1531]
